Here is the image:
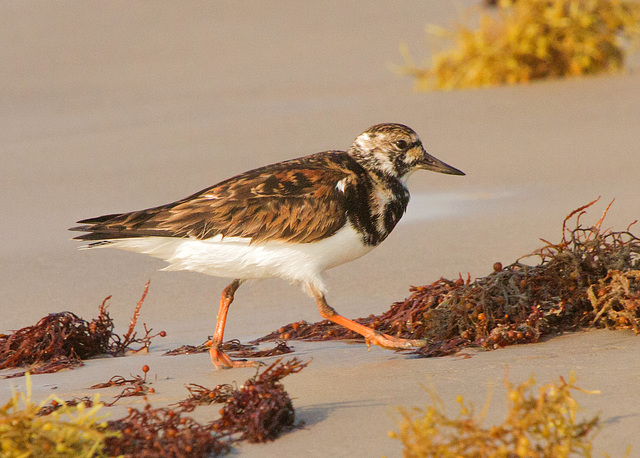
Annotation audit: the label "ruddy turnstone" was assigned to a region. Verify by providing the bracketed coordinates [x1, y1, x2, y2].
[71, 123, 464, 369]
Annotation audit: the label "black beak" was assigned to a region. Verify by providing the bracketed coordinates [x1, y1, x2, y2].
[419, 152, 465, 176]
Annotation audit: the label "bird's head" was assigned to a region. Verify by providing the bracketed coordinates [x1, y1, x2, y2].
[347, 123, 465, 180]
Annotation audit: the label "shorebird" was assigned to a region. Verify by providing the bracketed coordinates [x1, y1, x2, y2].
[71, 123, 464, 368]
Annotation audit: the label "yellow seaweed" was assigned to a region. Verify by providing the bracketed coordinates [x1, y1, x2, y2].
[0, 373, 114, 457]
[389, 373, 603, 457]
[397, 0, 640, 90]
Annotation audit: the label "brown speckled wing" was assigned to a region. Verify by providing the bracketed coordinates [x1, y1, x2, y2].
[72, 152, 357, 244]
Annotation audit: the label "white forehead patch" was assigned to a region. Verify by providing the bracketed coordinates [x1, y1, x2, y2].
[355, 133, 373, 149]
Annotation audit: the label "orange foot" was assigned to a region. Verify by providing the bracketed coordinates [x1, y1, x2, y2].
[311, 286, 426, 353]
[208, 343, 264, 370]
[364, 331, 427, 350]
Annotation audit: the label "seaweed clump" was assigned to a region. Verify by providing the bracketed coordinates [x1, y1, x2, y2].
[103, 357, 307, 455]
[389, 373, 601, 457]
[257, 199, 640, 357]
[0, 373, 114, 457]
[3, 358, 307, 456]
[396, 0, 640, 90]
[213, 357, 309, 443]
[104, 403, 230, 457]
[0, 281, 165, 378]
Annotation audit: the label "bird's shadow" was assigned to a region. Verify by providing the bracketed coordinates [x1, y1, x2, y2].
[224, 398, 382, 455]
[294, 398, 382, 428]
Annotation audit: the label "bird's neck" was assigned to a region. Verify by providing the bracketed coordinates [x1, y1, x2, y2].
[345, 168, 410, 247]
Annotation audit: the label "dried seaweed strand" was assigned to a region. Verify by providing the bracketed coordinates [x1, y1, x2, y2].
[164, 339, 294, 358]
[1, 282, 165, 377]
[89, 365, 154, 406]
[170, 383, 236, 412]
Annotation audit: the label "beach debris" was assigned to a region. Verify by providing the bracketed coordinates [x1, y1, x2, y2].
[0, 373, 114, 457]
[257, 198, 640, 356]
[35, 365, 155, 416]
[256, 320, 359, 343]
[0, 309, 111, 374]
[104, 404, 230, 457]
[213, 357, 309, 443]
[170, 383, 236, 412]
[165, 338, 294, 358]
[104, 403, 231, 457]
[89, 364, 155, 406]
[105, 357, 307, 454]
[1, 356, 85, 379]
[236, 340, 294, 358]
[109, 281, 166, 356]
[0, 281, 165, 377]
[163, 341, 211, 356]
[588, 269, 640, 332]
[36, 396, 96, 417]
[4, 358, 307, 456]
[395, 0, 640, 90]
[389, 372, 601, 457]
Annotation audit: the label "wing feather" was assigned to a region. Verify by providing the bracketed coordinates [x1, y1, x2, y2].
[72, 152, 358, 244]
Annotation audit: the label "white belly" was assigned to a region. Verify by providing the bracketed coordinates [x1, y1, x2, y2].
[106, 225, 374, 293]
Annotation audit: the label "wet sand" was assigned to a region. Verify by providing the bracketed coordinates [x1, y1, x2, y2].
[1, 1, 639, 456]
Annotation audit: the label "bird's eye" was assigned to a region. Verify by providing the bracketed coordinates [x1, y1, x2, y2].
[395, 139, 409, 150]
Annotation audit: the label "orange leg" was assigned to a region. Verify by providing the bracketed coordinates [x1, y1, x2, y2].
[310, 285, 426, 350]
[208, 279, 262, 369]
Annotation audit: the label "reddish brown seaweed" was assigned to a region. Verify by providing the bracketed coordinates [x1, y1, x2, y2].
[104, 404, 230, 457]
[164, 339, 293, 358]
[170, 383, 235, 412]
[256, 199, 640, 357]
[100, 357, 308, 456]
[213, 357, 308, 443]
[0, 281, 165, 377]
[36, 396, 96, 417]
[90, 365, 154, 406]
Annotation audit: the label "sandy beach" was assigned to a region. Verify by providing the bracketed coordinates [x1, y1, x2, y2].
[2, 1, 639, 456]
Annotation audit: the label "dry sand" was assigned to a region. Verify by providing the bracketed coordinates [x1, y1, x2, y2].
[1, 1, 639, 456]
